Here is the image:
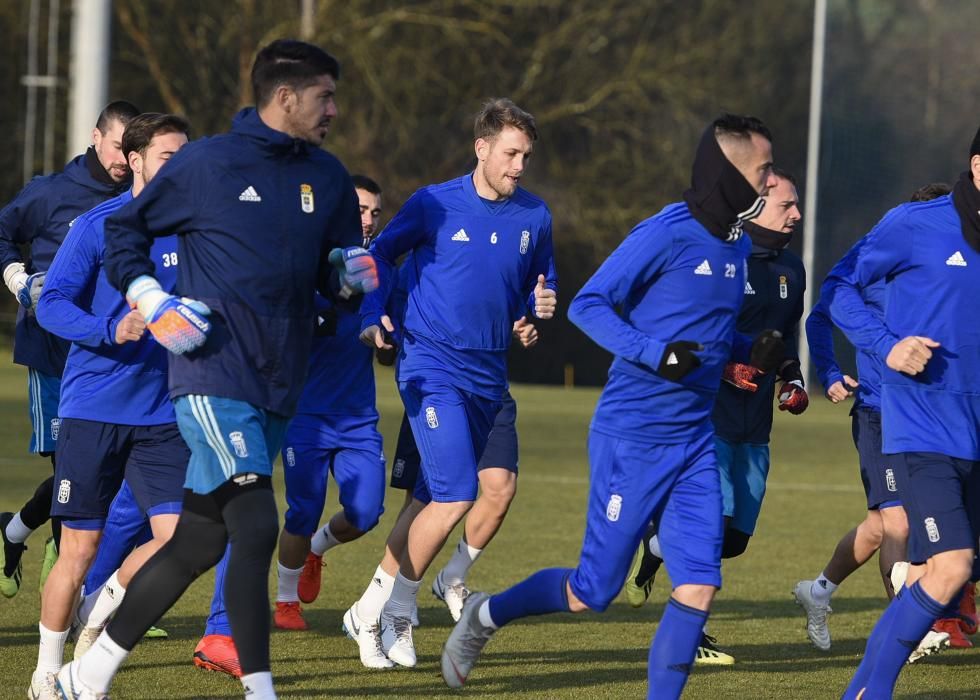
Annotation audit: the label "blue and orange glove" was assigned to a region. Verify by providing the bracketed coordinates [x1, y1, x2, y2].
[126, 275, 211, 355]
[329, 246, 378, 299]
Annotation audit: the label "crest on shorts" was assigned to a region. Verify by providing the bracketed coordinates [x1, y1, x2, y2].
[779, 274, 788, 299]
[57, 479, 71, 504]
[606, 494, 623, 522]
[285, 446, 295, 467]
[393, 458, 406, 478]
[924, 517, 940, 543]
[300, 184, 314, 214]
[425, 406, 439, 429]
[51, 418, 61, 441]
[229, 431, 249, 458]
[885, 468, 896, 492]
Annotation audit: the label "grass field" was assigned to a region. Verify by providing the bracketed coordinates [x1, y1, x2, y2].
[0, 356, 977, 699]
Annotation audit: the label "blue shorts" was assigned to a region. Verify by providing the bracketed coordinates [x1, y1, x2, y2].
[715, 436, 769, 535]
[50, 418, 188, 526]
[852, 407, 902, 510]
[897, 452, 980, 564]
[282, 413, 386, 535]
[174, 395, 289, 495]
[391, 392, 518, 493]
[28, 368, 61, 454]
[399, 381, 501, 503]
[569, 430, 722, 611]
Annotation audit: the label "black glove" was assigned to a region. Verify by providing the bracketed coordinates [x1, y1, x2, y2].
[375, 326, 398, 366]
[314, 308, 338, 337]
[749, 329, 784, 374]
[657, 340, 703, 382]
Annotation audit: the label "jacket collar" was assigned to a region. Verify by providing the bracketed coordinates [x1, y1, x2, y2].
[231, 108, 315, 156]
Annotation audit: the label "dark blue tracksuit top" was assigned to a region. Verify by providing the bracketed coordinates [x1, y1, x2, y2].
[104, 109, 362, 417]
[0, 151, 127, 377]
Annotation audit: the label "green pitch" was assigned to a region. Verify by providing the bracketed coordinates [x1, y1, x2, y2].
[0, 358, 976, 698]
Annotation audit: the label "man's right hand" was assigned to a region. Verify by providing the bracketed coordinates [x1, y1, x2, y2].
[115, 309, 147, 344]
[360, 315, 398, 364]
[886, 336, 940, 375]
[513, 316, 538, 349]
[826, 375, 859, 403]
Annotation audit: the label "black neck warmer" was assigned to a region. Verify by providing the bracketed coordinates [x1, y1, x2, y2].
[683, 127, 765, 242]
[744, 221, 793, 252]
[951, 170, 980, 254]
[85, 146, 117, 186]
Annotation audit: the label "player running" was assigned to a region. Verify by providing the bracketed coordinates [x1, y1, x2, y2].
[352, 98, 557, 669]
[440, 114, 777, 698]
[27, 112, 190, 700]
[191, 176, 388, 679]
[836, 127, 980, 698]
[626, 168, 806, 665]
[792, 184, 953, 655]
[57, 40, 375, 700]
[0, 101, 139, 599]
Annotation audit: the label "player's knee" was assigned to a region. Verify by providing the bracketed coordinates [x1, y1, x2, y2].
[930, 554, 973, 593]
[880, 507, 909, 540]
[347, 504, 383, 533]
[478, 470, 517, 514]
[564, 578, 596, 613]
[721, 528, 751, 559]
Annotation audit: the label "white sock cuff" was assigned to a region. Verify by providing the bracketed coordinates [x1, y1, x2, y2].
[374, 565, 395, 585]
[477, 600, 498, 629]
[106, 570, 125, 596]
[462, 538, 482, 559]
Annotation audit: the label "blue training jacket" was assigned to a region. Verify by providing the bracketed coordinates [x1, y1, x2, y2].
[36, 190, 178, 425]
[0, 150, 128, 377]
[570, 202, 751, 444]
[827, 194, 980, 460]
[711, 241, 805, 444]
[807, 237, 885, 411]
[360, 174, 557, 400]
[104, 109, 363, 417]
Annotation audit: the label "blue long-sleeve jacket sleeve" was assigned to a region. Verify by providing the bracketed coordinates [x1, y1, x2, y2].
[568, 224, 673, 371]
[523, 219, 558, 316]
[361, 192, 427, 330]
[0, 181, 44, 272]
[827, 217, 910, 362]
[806, 293, 844, 391]
[36, 217, 117, 348]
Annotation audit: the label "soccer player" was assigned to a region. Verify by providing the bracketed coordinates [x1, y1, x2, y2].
[343, 320, 536, 668]
[441, 114, 777, 698]
[191, 175, 388, 678]
[835, 127, 980, 698]
[57, 40, 374, 700]
[625, 167, 806, 665]
[792, 185, 952, 654]
[353, 98, 557, 669]
[26, 112, 191, 700]
[0, 101, 140, 599]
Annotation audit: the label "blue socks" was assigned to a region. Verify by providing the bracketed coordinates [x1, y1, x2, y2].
[205, 545, 233, 636]
[487, 567, 572, 627]
[648, 598, 708, 700]
[843, 582, 945, 699]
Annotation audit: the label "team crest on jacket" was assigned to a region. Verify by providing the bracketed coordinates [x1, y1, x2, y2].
[300, 184, 314, 214]
[779, 274, 788, 299]
[520, 230, 530, 254]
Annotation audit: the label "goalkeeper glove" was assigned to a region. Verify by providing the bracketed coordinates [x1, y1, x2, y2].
[749, 329, 784, 374]
[723, 362, 764, 392]
[657, 340, 703, 382]
[329, 247, 378, 299]
[778, 380, 809, 414]
[17, 272, 45, 311]
[126, 275, 211, 355]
